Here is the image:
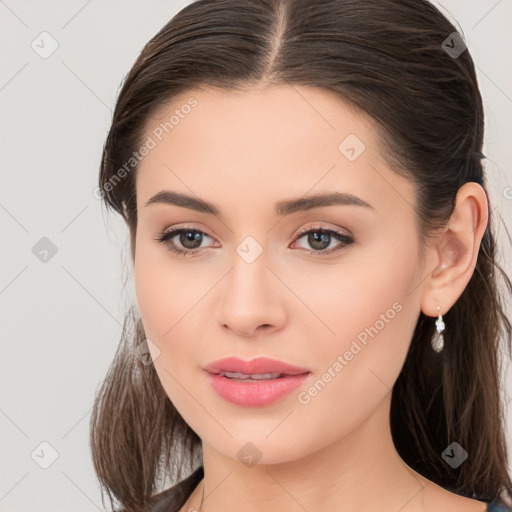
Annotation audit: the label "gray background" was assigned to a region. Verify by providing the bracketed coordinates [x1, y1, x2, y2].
[1, 1, 511, 510]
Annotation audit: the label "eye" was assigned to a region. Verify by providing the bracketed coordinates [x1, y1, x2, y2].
[154, 224, 355, 257]
[290, 226, 355, 256]
[153, 226, 217, 257]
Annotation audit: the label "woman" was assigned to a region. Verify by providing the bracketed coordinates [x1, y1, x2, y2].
[90, 0, 512, 511]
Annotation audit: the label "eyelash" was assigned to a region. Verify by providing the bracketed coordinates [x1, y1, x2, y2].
[153, 224, 355, 257]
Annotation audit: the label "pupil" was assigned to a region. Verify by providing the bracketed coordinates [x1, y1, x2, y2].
[309, 231, 330, 250]
[177, 230, 332, 251]
[181, 230, 202, 249]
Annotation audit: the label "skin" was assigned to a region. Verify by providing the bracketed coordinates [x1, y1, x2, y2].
[133, 85, 488, 512]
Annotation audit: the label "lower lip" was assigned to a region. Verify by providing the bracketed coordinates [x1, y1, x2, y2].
[205, 371, 311, 407]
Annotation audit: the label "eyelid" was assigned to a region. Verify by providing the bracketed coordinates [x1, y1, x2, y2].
[155, 222, 354, 256]
[293, 222, 353, 238]
[160, 223, 214, 239]
[159, 221, 352, 240]
[156, 224, 219, 249]
[289, 224, 355, 256]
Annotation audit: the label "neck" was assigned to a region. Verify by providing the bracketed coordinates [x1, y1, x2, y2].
[196, 393, 430, 512]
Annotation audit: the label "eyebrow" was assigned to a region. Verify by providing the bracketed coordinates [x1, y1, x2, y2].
[144, 190, 374, 216]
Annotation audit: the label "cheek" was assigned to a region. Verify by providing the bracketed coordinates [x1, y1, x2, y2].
[134, 240, 199, 337]
[133, 252, 201, 410]
[294, 240, 420, 383]
[133, 242, 219, 374]
[290, 261, 419, 436]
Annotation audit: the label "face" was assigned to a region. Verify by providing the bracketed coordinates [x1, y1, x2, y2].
[134, 85, 426, 464]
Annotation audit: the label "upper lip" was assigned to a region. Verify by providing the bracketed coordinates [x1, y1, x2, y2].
[203, 357, 311, 376]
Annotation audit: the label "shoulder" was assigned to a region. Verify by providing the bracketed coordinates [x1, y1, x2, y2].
[473, 488, 512, 512]
[149, 466, 204, 512]
[420, 483, 511, 512]
[115, 466, 204, 512]
[486, 497, 512, 512]
[450, 491, 512, 512]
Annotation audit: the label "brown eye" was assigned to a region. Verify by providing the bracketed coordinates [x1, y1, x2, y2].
[154, 225, 355, 257]
[291, 227, 355, 256]
[154, 227, 215, 256]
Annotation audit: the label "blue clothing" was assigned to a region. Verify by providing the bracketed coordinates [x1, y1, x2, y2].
[488, 501, 512, 511]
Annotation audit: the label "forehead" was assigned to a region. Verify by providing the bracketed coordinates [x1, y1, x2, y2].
[135, 85, 415, 219]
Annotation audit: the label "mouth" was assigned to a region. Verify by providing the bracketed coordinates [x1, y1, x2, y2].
[203, 357, 312, 407]
[214, 371, 291, 382]
[203, 356, 311, 377]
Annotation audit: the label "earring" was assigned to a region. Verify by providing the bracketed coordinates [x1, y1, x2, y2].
[432, 305, 445, 352]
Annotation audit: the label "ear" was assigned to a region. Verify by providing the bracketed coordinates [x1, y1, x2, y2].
[420, 182, 489, 318]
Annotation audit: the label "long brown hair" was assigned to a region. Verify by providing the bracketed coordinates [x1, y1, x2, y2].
[90, 0, 512, 510]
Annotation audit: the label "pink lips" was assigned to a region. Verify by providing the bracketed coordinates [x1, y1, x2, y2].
[203, 357, 312, 407]
[204, 356, 310, 376]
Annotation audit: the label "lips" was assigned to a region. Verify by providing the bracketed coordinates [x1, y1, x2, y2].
[203, 357, 311, 377]
[203, 357, 312, 406]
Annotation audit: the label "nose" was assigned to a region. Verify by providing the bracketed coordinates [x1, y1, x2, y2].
[215, 248, 287, 339]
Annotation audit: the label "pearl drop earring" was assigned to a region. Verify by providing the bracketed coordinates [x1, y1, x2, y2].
[432, 305, 445, 352]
